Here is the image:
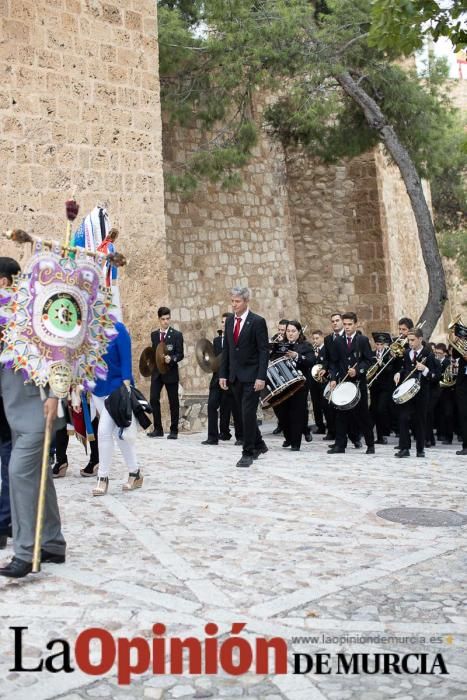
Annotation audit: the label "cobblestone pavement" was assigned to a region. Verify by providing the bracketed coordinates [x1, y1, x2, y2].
[1, 423, 466, 699]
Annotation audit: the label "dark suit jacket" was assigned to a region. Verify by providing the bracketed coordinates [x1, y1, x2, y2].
[399, 345, 440, 397]
[369, 350, 396, 392]
[0, 395, 11, 443]
[150, 326, 184, 384]
[323, 331, 344, 371]
[220, 311, 269, 383]
[454, 350, 467, 389]
[329, 333, 373, 383]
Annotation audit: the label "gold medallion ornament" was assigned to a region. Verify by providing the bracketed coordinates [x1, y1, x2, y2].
[48, 362, 73, 399]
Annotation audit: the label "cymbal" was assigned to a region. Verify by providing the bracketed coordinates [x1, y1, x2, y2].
[138, 347, 156, 378]
[195, 338, 221, 373]
[156, 342, 169, 374]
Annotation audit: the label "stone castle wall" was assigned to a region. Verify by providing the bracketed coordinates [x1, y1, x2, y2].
[0, 0, 167, 361]
[285, 150, 392, 337]
[163, 117, 300, 396]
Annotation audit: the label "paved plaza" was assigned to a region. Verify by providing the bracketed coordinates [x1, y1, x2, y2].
[0, 423, 466, 700]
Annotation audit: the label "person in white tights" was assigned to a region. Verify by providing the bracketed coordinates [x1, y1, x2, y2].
[91, 321, 142, 496]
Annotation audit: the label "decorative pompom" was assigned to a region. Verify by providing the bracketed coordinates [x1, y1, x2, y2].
[107, 252, 126, 267]
[6, 229, 34, 244]
[65, 199, 80, 221]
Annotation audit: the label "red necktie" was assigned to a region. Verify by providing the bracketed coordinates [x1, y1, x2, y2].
[346, 336, 352, 350]
[233, 317, 242, 345]
[160, 331, 166, 343]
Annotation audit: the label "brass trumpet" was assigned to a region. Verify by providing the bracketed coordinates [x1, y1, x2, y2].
[368, 320, 426, 387]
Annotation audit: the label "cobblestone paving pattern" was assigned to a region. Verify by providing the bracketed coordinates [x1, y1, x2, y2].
[0, 424, 466, 699]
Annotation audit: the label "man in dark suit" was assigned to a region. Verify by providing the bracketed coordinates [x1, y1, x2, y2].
[453, 340, 467, 456]
[328, 312, 375, 454]
[369, 332, 394, 445]
[321, 313, 345, 441]
[148, 306, 184, 440]
[219, 287, 269, 468]
[202, 312, 241, 445]
[394, 328, 440, 458]
[309, 330, 327, 434]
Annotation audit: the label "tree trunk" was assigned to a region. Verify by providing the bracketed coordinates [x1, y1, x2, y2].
[336, 71, 448, 339]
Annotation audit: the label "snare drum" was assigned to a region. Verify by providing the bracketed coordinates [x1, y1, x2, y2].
[261, 356, 306, 409]
[331, 382, 360, 410]
[323, 381, 332, 401]
[392, 377, 420, 404]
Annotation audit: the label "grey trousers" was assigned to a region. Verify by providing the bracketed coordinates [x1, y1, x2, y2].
[9, 429, 66, 562]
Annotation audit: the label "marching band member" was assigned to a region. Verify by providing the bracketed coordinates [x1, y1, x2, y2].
[328, 312, 375, 455]
[275, 321, 314, 451]
[369, 332, 393, 445]
[148, 307, 184, 440]
[202, 313, 242, 445]
[394, 328, 440, 459]
[270, 319, 289, 435]
[309, 330, 327, 435]
[434, 344, 456, 445]
[322, 313, 345, 441]
[454, 343, 467, 456]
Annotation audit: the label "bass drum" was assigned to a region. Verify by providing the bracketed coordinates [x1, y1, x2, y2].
[331, 382, 360, 411]
[261, 356, 306, 409]
[392, 377, 420, 404]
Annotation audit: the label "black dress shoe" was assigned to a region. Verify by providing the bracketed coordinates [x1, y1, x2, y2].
[148, 430, 164, 438]
[282, 441, 291, 448]
[456, 448, 467, 455]
[236, 455, 253, 468]
[41, 549, 66, 564]
[201, 439, 218, 445]
[304, 431, 313, 443]
[0, 557, 32, 578]
[366, 446, 375, 454]
[234, 439, 243, 446]
[417, 451, 426, 458]
[253, 444, 269, 459]
[167, 433, 178, 440]
[219, 434, 232, 441]
[291, 446, 300, 451]
[327, 446, 345, 454]
[0, 535, 7, 549]
[394, 445, 401, 450]
[272, 426, 282, 435]
[353, 441, 362, 449]
[395, 449, 410, 458]
[375, 437, 388, 445]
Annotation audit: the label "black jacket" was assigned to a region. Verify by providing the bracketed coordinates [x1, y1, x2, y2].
[399, 345, 440, 396]
[150, 326, 184, 384]
[369, 349, 396, 392]
[289, 341, 315, 383]
[454, 349, 467, 389]
[329, 333, 373, 383]
[220, 311, 269, 383]
[323, 331, 344, 371]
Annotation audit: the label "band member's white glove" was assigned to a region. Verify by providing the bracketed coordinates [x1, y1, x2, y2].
[219, 378, 228, 390]
[394, 373, 400, 385]
[254, 379, 265, 392]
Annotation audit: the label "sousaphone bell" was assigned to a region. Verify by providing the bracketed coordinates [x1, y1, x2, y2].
[195, 338, 221, 373]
